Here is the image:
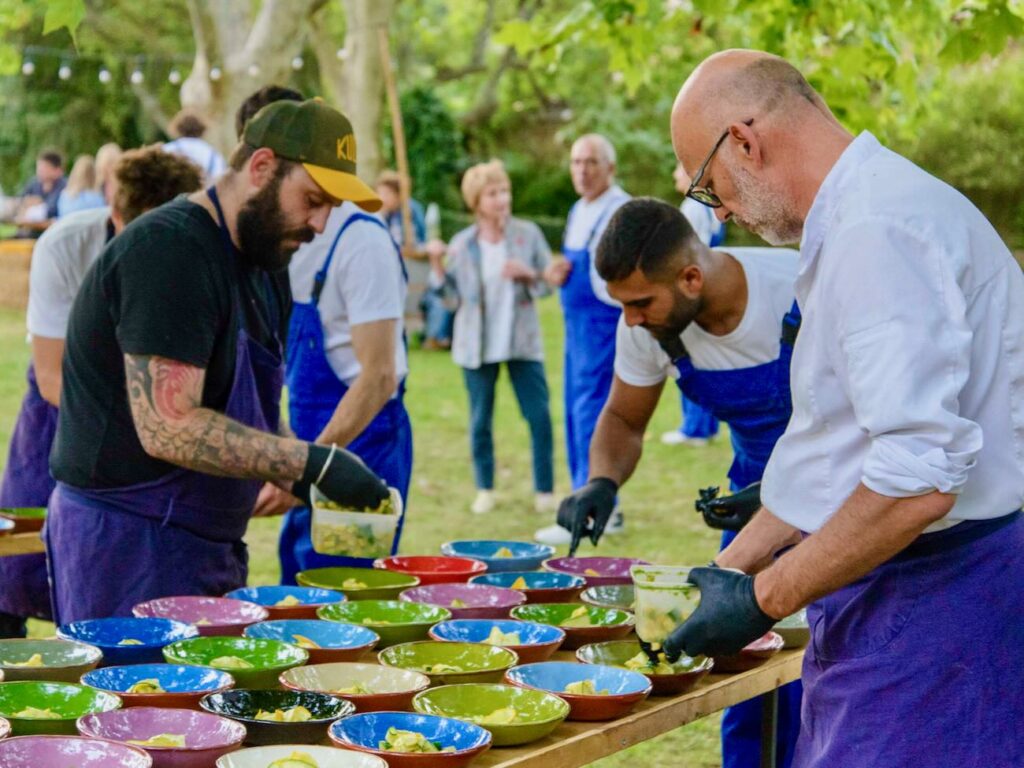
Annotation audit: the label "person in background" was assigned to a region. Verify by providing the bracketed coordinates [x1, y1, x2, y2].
[661, 160, 724, 447]
[431, 160, 556, 515]
[57, 155, 106, 217]
[163, 108, 227, 183]
[376, 170, 452, 350]
[0, 146, 203, 638]
[93, 143, 123, 202]
[535, 134, 630, 545]
[14, 149, 66, 237]
[234, 85, 304, 138]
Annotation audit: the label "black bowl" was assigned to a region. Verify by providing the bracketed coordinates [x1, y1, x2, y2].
[199, 688, 354, 745]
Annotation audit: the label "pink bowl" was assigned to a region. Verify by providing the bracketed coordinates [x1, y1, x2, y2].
[0, 735, 152, 767]
[399, 584, 526, 620]
[375, 556, 488, 586]
[712, 631, 785, 673]
[543, 556, 651, 587]
[77, 706, 245, 768]
[133, 597, 269, 637]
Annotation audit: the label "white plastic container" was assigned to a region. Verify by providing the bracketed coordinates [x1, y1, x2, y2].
[630, 565, 701, 647]
[310, 486, 403, 559]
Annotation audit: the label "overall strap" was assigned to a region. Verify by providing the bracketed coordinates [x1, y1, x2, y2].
[780, 299, 801, 347]
[561, 200, 581, 251]
[312, 212, 407, 306]
[657, 335, 689, 364]
[585, 193, 622, 251]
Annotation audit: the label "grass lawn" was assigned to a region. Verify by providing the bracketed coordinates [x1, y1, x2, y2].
[0, 299, 731, 767]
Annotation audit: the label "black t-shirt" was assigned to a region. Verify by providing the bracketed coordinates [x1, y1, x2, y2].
[50, 197, 291, 489]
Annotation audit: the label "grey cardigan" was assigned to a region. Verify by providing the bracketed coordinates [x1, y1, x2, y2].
[443, 217, 552, 370]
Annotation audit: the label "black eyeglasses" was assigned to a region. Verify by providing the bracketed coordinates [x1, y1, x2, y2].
[684, 119, 753, 208]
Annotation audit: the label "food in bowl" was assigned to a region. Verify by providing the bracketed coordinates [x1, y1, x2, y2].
[563, 680, 608, 696]
[254, 706, 313, 722]
[379, 726, 455, 754]
[469, 707, 518, 725]
[5, 655, 43, 668]
[127, 732, 187, 747]
[125, 679, 165, 694]
[484, 627, 521, 646]
[267, 752, 321, 768]
[13, 706, 60, 719]
[622, 651, 675, 675]
[559, 606, 597, 628]
[211, 655, 254, 670]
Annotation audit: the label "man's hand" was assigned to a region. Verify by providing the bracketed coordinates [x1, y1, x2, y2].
[252, 482, 300, 518]
[543, 259, 572, 287]
[294, 445, 389, 511]
[556, 477, 618, 556]
[662, 567, 777, 661]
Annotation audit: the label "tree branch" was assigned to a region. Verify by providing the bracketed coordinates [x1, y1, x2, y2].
[434, 0, 497, 81]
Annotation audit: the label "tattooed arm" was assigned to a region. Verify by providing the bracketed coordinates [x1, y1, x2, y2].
[124, 353, 308, 482]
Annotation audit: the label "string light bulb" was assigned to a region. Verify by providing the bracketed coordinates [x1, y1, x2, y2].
[21, 60, 35, 76]
[247, 63, 260, 77]
[291, 55, 303, 70]
[209, 66, 222, 81]
[130, 68, 144, 85]
[168, 68, 182, 85]
[98, 68, 112, 84]
[58, 63, 72, 80]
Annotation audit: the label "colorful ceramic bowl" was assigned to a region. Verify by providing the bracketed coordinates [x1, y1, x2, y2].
[712, 632, 785, 673]
[440, 541, 554, 573]
[133, 597, 269, 637]
[469, 571, 586, 604]
[544, 556, 651, 587]
[510, 604, 635, 650]
[428, 620, 564, 664]
[0, 680, 122, 736]
[57, 618, 199, 667]
[0, 518, 13, 535]
[245, 620, 379, 664]
[379, 642, 518, 687]
[0, 735, 151, 767]
[575, 640, 714, 696]
[297, 567, 420, 601]
[163, 637, 307, 690]
[200, 689, 354, 746]
[329, 711, 491, 768]
[774, 610, 809, 649]
[580, 584, 635, 611]
[413, 683, 569, 747]
[0, 638, 103, 682]
[224, 587, 346, 621]
[317, 600, 450, 648]
[0, 715, 8, 739]
[280, 662, 431, 713]
[400, 584, 526, 621]
[375, 556, 488, 586]
[0, 507, 46, 534]
[77, 706, 246, 767]
[81, 664, 235, 709]
[216, 745, 387, 768]
[504, 661, 651, 721]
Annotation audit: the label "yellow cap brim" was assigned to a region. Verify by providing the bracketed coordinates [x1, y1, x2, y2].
[303, 163, 382, 212]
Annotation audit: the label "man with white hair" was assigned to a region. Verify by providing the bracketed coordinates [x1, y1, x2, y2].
[535, 134, 629, 544]
[666, 50, 1024, 767]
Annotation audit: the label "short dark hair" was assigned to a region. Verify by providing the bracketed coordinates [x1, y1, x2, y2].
[38, 149, 64, 168]
[235, 85, 304, 139]
[113, 145, 203, 224]
[169, 109, 207, 139]
[595, 197, 701, 283]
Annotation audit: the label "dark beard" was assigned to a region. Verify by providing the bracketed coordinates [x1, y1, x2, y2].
[644, 288, 702, 345]
[236, 170, 315, 271]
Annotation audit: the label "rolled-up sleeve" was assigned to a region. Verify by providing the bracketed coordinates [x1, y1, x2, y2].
[832, 219, 982, 497]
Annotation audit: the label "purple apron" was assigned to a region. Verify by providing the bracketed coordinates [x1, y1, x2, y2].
[0, 364, 57, 628]
[794, 511, 1024, 767]
[44, 187, 284, 625]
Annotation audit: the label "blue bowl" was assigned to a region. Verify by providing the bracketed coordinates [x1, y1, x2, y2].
[505, 660, 650, 696]
[81, 663, 234, 705]
[224, 586, 345, 616]
[0, 518, 13, 534]
[440, 541, 555, 573]
[244, 619, 379, 662]
[329, 711, 491, 760]
[57, 618, 199, 666]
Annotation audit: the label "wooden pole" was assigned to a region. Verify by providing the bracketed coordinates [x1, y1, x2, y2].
[377, 24, 416, 256]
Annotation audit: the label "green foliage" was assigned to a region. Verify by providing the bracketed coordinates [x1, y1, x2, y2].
[42, 0, 86, 42]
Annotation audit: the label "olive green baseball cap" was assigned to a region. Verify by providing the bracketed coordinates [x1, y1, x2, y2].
[243, 98, 382, 212]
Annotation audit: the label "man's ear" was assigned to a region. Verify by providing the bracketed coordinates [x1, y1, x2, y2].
[247, 147, 279, 187]
[677, 263, 704, 298]
[730, 120, 762, 169]
[110, 207, 126, 235]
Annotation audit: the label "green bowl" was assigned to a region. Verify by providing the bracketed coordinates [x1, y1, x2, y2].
[0, 680, 121, 736]
[297, 567, 420, 601]
[163, 636, 308, 689]
[413, 683, 569, 746]
[510, 603, 635, 650]
[0, 639, 103, 682]
[318, 600, 451, 648]
[379, 642, 518, 686]
[774, 609, 809, 649]
[580, 584, 635, 611]
[575, 640, 714, 696]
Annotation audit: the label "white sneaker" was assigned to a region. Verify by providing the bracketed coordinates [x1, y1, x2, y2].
[660, 430, 710, 447]
[534, 492, 557, 513]
[471, 490, 496, 514]
[533, 511, 625, 546]
[604, 509, 625, 535]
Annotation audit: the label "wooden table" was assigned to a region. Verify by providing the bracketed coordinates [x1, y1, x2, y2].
[0, 532, 44, 557]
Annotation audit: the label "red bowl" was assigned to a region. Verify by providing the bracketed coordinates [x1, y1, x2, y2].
[375, 556, 487, 586]
[712, 631, 785, 673]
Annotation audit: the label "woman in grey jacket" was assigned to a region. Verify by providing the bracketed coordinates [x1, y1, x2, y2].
[429, 160, 556, 515]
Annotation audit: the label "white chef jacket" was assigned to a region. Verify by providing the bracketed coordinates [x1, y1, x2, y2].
[761, 132, 1024, 532]
[564, 184, 630, 307]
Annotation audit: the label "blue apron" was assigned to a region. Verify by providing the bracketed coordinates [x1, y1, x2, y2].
[663, 300, 802, 768]
[278, 213, 414, 585]
[44, 187, 284, 624]
[560, 199, 622, 490]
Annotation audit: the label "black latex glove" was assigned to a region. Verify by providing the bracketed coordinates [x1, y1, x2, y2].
[662, 566, 777, 662]
[293, 444, 390, 510]
[556, 477, 618, 556]
[695, 482, 762, 531]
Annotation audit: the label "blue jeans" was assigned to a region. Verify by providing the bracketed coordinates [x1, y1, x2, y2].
[462, 360, 553, 493]
[421, 288, 454, 343]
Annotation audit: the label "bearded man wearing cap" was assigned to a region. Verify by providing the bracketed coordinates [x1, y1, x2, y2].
[45, 100, 390, 623]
